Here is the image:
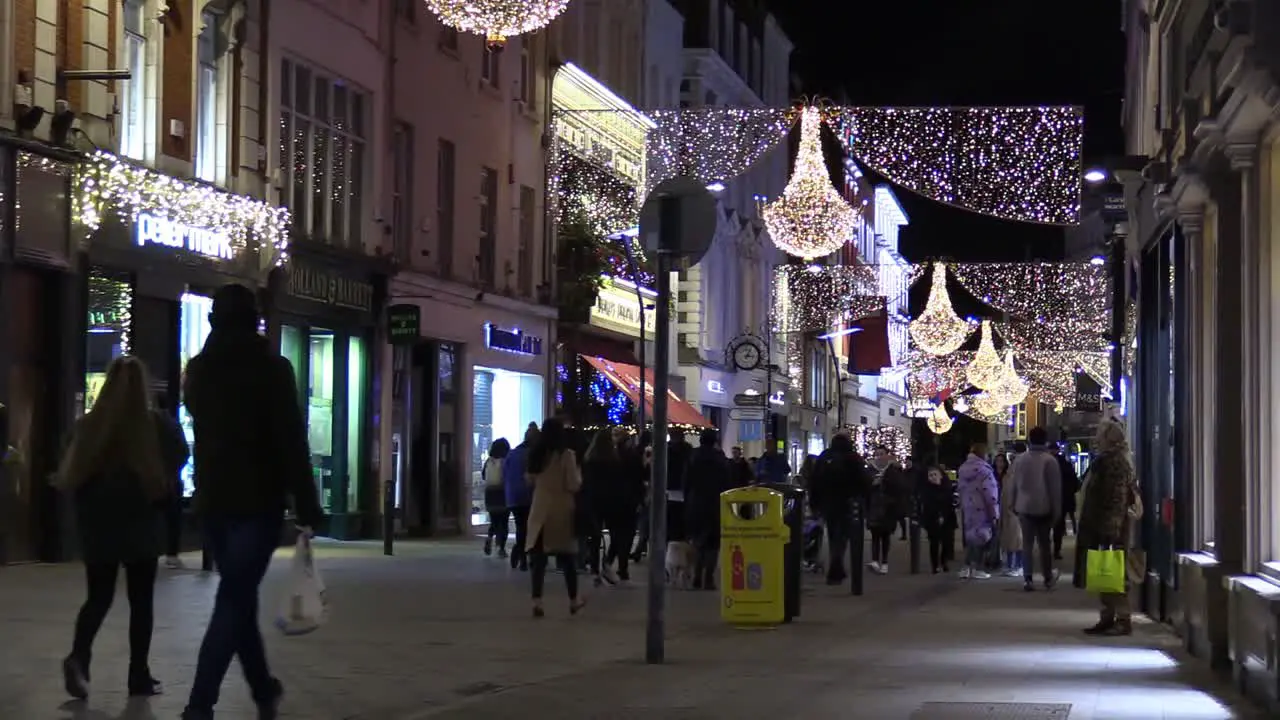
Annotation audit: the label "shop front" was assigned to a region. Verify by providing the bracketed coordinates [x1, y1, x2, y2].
[390, 275, 556, 536]
[77, 153, 288, 552]
[0, 146, 85, 563]
[272, 243, 388, 539]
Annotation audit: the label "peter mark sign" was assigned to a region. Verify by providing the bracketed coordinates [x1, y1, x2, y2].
[135, 213, 233, 260]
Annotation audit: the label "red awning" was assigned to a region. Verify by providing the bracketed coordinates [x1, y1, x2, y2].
[581, 355, 712, 428]
[563, 331, 639, 365]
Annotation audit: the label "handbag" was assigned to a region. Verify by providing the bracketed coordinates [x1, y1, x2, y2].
[1085, 547, 1126, 594]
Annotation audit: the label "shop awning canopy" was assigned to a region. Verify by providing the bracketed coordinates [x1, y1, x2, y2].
[580, 355, 712, 428]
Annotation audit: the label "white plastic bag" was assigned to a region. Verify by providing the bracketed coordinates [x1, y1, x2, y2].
[275, 534, 328, 636]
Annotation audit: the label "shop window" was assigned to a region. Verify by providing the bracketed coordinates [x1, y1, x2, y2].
[279, 58, 367, 247]
[121, 0, 148, 160]
[195, 12, 220, 183]
[346, 336, 366, 512]
[308, 329, 337, 511]
[178, 292, 213, 496]
[85, 270, 134, 411]
[470, 366, 543, 525]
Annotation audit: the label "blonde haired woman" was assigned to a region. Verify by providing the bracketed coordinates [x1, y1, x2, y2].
[1079, 420, 1139, 636]
[56, 356, 182, 699]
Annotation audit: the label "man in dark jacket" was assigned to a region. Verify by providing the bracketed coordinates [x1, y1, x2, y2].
[503, 423, 539, 571]
[728, 446, 754, 488]
[153, 393, 191, 569]
[684, 429, 731, 590]
[811, 433, 871, 585]
[1052, 444, 1081, 560]
[181, 284, 322, 720]
[666, 429, 693, 541]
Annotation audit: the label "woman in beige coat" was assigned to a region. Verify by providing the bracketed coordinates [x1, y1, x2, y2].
[525, 418, 585, 617]
[996, 454, 1023, 577]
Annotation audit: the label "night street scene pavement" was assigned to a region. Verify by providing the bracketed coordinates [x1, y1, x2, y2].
[0, 538, 1263, 720]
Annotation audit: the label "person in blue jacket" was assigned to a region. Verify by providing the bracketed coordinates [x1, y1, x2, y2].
[755, 442, 791, 485]
[504, 423, 540, 571]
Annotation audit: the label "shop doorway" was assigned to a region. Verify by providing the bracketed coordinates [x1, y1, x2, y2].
[471, 366, 544, 525]
[3, 267, 64, 563]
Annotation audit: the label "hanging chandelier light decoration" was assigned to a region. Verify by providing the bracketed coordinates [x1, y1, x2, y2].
[762, 107, 860, 259]
[909, 264, 974, 356]
[965, 320, 1005, 390]
[423, 0, 572, 48]
[971, 391, 1007, 417]
[926, 403, 953, 435]
[989, 349, 1030, 406]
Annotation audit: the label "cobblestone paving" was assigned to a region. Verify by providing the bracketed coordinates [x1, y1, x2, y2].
[0, 537, 1264, 720]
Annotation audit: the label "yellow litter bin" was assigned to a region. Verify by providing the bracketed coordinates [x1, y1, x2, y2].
[719, 486, 787, 627]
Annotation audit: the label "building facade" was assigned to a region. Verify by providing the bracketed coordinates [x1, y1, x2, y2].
[1123, 0, 1280, 708]
[0, 0, 310, 561]
[668, 0, 794, 459]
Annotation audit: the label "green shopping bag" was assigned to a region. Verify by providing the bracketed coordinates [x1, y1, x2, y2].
[1086, 548, 1126, 594]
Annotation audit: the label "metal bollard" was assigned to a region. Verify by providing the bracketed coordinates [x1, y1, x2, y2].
[849, 500, 864, 597]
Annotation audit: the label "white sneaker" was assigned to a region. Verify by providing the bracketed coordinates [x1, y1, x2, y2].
[1003, 568, 1022, 578]
[876, 564, 889, 575]
[600, 565, 620, 585]
[971, 570, 992, 579]
[958, 567, 972, 579]
[867, 561, 881, 573]
[164, 556, 185, 569]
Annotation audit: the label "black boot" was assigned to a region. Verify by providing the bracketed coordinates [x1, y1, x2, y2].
[62, 654, 89, 700]
[128, 665, 162, 696]
[256, 677, 284, 720]
[1083, 616, 1115, 635]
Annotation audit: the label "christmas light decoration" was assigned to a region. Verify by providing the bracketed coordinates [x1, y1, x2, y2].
[833, 106, 1084, 225]
[423, 0, 571, 47]
[965, 320, 1005, 390]
[762, 107, 859, 259]
[75, 151, 290, 269]
[950, 262, 1109, 322]
[927, 404, 953, 435]
[643, 108, 796, 193]
[958, 402, 1012, 426]
[771, 263, 878, 333]
[971, 392, 1007, 417]
[909, 264, 974, 356]
[551, 147, 641, 240]
[988, 349, 1030, 406]
[847, 424, 911, 463]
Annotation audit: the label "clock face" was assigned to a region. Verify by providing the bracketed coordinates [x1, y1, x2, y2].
[733, 342, 761, 371]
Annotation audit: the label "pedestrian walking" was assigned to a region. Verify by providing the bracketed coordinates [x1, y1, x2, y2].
[917, 465, 957, 574]
[482, 438, 511, 558]
[525, 418, 586, 617]
[179, 284, 323, 720]
[55, 356, 177, 700]
[810, 433, 872, 585]
[1080, 420, 1141, 636]
[956, 444, 999, 579]
[684, 428, 732, 590]
[1009, 426, 1063, 592]
[866, 445, 908, 574]
[504, 424, 539, 572]
[154, 393, 191, 570]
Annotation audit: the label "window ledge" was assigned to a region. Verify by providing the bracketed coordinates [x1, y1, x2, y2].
[1177, 550, 1220, 568]
[1257, 562, 1280, 587]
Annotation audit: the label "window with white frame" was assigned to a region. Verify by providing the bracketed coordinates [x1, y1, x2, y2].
[194, 13, 219, 182]
[517, 184, 534, 297]
[481, 45, 499, 88]
[279, 58, 367, 247]
[392, 122, 414, 265]
[518, 40, 531, 104]
[120, 0, 147, 160]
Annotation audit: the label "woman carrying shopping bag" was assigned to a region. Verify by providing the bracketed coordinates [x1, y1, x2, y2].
[1078, 420, 1140, 636]
[525, 418, 586, 617]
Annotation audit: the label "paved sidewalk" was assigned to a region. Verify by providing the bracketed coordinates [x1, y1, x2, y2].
[0, 536, 1263, 719]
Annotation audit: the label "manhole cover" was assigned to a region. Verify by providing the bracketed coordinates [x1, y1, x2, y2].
[911, 703, 1072, 719]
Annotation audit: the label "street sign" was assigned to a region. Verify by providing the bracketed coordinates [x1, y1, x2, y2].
[387, 304, 420, 345]
[733, 393, 766, 407]
[729, 407, 766, 421]
[639, 176, 717, 264]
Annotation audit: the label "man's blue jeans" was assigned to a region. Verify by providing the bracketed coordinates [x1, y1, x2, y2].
[185, 514, 281, 714]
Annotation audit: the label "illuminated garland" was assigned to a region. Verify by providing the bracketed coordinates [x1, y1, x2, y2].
[762, 108, 859, 259]
[771, 264, 879, 333]
[87, 272, 133, 355]
[965, 320, 1005, 390]
[75, 151, 290, 268]
[423, 0, 571, 47]
[832, 106, 1084, 225]
[950, 262, 1109, 321]
[588, 370, 630, 425]
[643, 108, 797, 192]
[927, 404, 953, 434]
[909, 264, 975, 356]
[988, 349, 1030, 406]
[994, 320, 1110, 353]
[551, 147, 641, 240]
[846, 424, 912, 463]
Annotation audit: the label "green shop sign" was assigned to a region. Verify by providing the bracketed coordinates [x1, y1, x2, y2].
[287, 264, 374, 312]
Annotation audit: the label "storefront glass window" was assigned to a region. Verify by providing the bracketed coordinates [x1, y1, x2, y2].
[281, 325, 305, 386]
[346, 336, 366, 512]
[85, 270, 133, 412]
[471, 366, 544, 525]
[178, 292, 213, 496]
[308, 329, 337, 512]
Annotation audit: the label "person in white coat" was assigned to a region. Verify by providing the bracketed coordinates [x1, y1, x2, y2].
[482, 438, 511, 558]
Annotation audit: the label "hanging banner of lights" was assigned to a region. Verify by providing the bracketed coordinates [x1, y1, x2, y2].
[423, 0, 572, 48]
[770, 264, 879, 334]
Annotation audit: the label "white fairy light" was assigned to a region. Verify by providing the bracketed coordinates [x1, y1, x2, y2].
[909, 264, 975, 356]
[762, 107, 860, 259]
[423, 0, 572, 47]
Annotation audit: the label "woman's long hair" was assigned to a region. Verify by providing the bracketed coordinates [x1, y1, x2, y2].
[55, 356, 167, 500]
[583, 428, 617, 464]
[527, 417, 568, 474]
[1093, 419, 1131, 457]
[992, 453, 1009, 478]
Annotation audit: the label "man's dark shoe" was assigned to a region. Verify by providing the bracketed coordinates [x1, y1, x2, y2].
[256, 678, 284, 720]
[127, 666, 162, 696]
[1083, 617, 1115, 635]
[62, 655, 89, 700]
[1102, 619, 1133, 636]
[1023, 579, 1035, 592]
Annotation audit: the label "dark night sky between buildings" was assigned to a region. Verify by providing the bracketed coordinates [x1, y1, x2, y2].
[765, 1, 1128, 263]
